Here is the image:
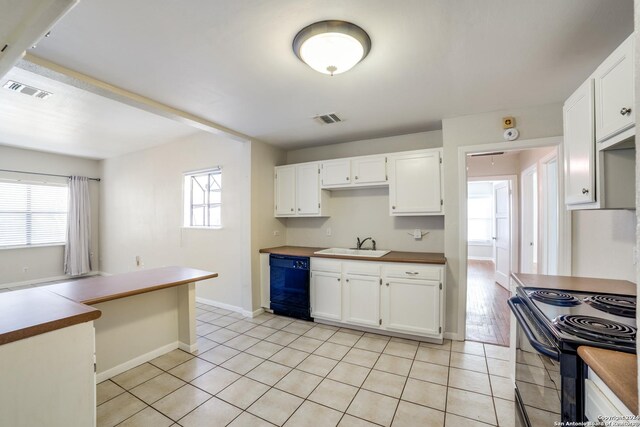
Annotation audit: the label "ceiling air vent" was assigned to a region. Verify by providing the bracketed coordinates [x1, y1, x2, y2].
[313, 112, 342, 125]
[2, 80, 52, 99]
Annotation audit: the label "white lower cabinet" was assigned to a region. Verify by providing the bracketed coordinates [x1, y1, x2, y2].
[310, 257, 444, 340]
[382, 278, 440, 336]
[343, 274, 381, 328]
[310, 270, 342, 321]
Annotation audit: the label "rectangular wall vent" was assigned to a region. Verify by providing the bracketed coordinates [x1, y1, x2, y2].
[2, 80, 52, 99]
[313, 112, 342, 125]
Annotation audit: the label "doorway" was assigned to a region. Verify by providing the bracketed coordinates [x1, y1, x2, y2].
[463, 144, 563, 346]
[466, 177, 515, 346]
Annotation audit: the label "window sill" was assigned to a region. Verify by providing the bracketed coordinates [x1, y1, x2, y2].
[181, 226, 223, 230]
[0, 243, 65, 251]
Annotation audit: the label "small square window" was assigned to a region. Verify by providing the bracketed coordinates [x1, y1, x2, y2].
[183, 168, 221, 228]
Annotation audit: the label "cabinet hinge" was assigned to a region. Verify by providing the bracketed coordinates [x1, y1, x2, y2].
[439, 157, 442, 164]
[379, 319, 382, 326]
[439, 282, 442, 290]
[385, 157, 388, 163]
[275, 204, 277, 210]
[379, 278, 382, 285]
[318, 203, 320, 208]
[318, 168, 320, 174]
[385, 175, 388, 181]
[439, 326, 442, 333]
[440, 199, 443, 206]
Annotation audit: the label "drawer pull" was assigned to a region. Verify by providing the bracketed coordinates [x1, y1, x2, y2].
[405, 271, 419, 275]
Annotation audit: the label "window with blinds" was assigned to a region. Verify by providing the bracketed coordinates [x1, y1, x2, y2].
[183, 168, 222, 228]
[0, 180, 69, 248]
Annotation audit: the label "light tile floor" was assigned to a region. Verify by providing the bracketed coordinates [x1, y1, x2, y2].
[97, 303, 525, 427]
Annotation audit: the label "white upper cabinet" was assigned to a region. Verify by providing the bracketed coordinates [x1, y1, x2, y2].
[275, 163, 328, 217]
[594, 34, 634, 144]
[274, 165, 296, 216]
[564, 79, 596, 205]
[352, 156, 387, 185]
[321, 159, 351, 188]
[296, 162, 321, 215]
[388, 149, 443, 216]
[320, 155, 387, 189]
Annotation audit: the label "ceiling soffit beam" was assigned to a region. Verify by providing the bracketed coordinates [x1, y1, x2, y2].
[17, 53, 251, 143]
[0, 0, 79, 79]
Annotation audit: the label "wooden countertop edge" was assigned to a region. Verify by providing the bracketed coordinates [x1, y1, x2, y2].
[57, 272, 220, 305]
[0, 306, 101, 346]
[578, 346, 638, 414]
[259, 246, 446, 264]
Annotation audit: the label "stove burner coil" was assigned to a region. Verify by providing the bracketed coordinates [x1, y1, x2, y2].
[584, 295, 636, 318]
[530, 290, 581, 306]
[553, 315, 636, 344]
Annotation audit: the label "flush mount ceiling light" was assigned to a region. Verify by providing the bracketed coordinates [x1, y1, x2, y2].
[293, 20, 371, 76]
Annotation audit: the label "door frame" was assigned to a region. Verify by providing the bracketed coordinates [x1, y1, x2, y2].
[539, 150, 560, 275]
[467, 175, 519, 288]
[520, 163, 537, 274]
[456, 136, 571, 341]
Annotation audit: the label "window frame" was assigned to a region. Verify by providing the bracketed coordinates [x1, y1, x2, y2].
[0, 179, 69, 250]
[182, 168, 222, 229]
[467, 187, 494, 245]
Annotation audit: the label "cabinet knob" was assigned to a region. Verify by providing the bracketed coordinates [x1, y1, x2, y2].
[291, 208, 294, 211]
[582, 188, 589, 195]
[346, 279, 349, 282]
[355, 176, 358, 180]
[337, 278, 340, 282]
[392, 206, 396, 209]
[386, 283, 389, 287]
[346, 177, 350, 180]
[620, 107, 632, 116]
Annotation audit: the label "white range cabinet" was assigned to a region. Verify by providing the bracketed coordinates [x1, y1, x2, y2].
[562, 33, 635, 210]
[310, 257, 445, 341]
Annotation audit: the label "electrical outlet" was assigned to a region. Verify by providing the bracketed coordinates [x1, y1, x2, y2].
[633, 247, 638, 265]
[273, 230, 280, 237]
[135, 256, 141, 267]
[326, 227, 332, 237]
[22, 267, 28, 273]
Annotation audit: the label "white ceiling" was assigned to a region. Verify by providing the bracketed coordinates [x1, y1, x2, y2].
[1, 0, 634, 156]
[0, 67, 199, 158]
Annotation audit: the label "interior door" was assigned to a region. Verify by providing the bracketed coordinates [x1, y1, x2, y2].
[494, 181, 511, 289]
[521, 167, 538, 274]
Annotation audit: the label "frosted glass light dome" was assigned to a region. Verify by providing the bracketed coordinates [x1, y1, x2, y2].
[293, 21, 371, 76]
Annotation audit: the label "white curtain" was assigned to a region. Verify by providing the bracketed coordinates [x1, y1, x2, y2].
[64, 176, 92, 276]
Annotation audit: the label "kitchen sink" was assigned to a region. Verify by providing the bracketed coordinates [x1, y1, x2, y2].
[313, 248, 391, 257]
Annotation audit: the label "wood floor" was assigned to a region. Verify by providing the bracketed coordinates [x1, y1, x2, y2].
[465, 260, 511, 347]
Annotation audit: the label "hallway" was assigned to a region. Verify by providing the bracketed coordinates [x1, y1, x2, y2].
[465, 260, 511, 347]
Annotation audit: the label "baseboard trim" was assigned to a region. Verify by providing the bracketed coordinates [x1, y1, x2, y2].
[195, 297, 263, 318]
[178, 341, 197, 353]
[467, 256, 495, 262]
[313, 318, 444, 345]
[1, 271, 104, 290]
[96, 341, 178, 382]
[444, 332, 462, 341]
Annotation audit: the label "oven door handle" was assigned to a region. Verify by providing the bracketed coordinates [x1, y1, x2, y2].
[508, 297, 560, 361]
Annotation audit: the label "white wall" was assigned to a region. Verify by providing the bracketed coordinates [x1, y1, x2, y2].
[0, 145, 100, 286]
[99, 132, 252, 312]
[250, 140, 286, 311]
[284, 131, 444, 252]
[286, 131, 443, 164]
[442, 103, 564, 337]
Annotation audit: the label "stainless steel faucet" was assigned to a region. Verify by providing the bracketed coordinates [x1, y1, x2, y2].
[356, 237, 376, 250]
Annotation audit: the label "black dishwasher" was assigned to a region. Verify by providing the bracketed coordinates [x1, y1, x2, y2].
[269, 254, 312, 320]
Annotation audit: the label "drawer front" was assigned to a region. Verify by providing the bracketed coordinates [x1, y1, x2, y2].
[311, 258, 342, 273]
[383, 264, 442, 281]
[343, 261, 381, 277]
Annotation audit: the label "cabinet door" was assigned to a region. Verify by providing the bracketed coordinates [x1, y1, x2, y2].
[275, 166, 296, 216]
[352, 156, 387, 185]
[563, 79, 595, 205]
[310, 271, 342, 321]
[382, 278, 440, 336]
[296, 163, 320, 215]
[389, 150, 442, 215]
[321, 159, 351, 188]
[343, 274, 380, 327]
[594, 35, 634, 143]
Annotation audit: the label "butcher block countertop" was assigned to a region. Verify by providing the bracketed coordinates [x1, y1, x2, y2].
[0, 288, 100, 346]
[259, 246, 446, 264]
[0, 267, 217, 346]
[512, 273, 636, 296]
[46, 266, 218, 305]
[578, 346, 638, 414]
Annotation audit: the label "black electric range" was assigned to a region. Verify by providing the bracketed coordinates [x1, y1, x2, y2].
[509, 287, 636, 425]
